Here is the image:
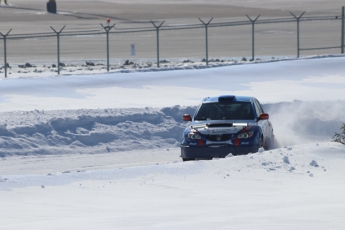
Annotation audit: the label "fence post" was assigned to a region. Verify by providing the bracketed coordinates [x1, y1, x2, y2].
[341, 7, 344, 54]
[101, 19, 115, 72]
[290, 12, 305, 58]
[0, 29, 12, 78]
[199, 18, 213, 65]
[151, 21, 165, 68]
[50, 26, 66, 75]
[246, 15, 260, 61]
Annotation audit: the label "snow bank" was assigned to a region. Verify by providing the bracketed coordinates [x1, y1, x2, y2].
[0, 106, 194, 155]
[1, 101, 344, 156]
[1, 54, 344, 80]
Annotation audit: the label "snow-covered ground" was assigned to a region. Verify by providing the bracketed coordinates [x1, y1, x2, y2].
[1, 55, 345, 229]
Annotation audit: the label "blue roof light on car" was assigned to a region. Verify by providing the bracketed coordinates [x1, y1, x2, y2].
[218, 95, 235, 102]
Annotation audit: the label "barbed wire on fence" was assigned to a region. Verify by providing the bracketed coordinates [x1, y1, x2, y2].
[1, 7, 345, 78]
[2, 15, 344, 39]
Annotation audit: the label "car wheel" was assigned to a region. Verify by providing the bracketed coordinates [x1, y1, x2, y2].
[265, 132, 275, 150]
[264, 136, 271, 150]
[257, 136, 264, 153]
[182, 158, 195, 161]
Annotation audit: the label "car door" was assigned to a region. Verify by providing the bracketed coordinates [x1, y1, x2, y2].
[254, 99, 271, 146]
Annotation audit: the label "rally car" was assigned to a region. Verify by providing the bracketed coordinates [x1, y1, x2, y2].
[180, 95, 274, 161]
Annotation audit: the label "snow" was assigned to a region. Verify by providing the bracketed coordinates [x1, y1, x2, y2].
[1, 55, 345, 229]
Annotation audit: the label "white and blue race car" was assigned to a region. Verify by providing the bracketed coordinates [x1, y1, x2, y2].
[181, 95, 274, 161]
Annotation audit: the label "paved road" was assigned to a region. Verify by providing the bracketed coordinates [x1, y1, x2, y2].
[1, 0, 344, 65]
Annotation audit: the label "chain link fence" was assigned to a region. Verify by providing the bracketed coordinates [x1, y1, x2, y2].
[1, 6, 344, 78]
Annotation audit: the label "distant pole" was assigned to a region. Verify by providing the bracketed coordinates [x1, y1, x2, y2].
[198, 18, 213, 65]
[101, 18, 115, 72]
[246, 15, 260, 61]
[341, 6, 344, 54]
[47, 0, 57, 14]
[151, 21, 165, 68]
[290, 12, 305, 58]
[0, 29, 12, 78]
[50, 25, 66, 75]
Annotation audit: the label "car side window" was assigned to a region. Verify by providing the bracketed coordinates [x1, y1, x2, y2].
[256, 100, 264, 114]
[253, 100, 262, 117]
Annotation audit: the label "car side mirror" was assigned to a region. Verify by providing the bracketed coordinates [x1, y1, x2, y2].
[258, 113, 269, 121]
[182, 114, 192, 121]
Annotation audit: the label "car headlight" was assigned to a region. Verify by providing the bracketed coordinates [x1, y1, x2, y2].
[238, 131, 253, 139]
[187, 130, 202, 139]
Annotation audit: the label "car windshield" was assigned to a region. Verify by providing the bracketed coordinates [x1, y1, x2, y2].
[194, 102, 254, 120]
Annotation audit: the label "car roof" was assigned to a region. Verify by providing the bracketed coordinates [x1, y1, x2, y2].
[202, 95, 254, 103]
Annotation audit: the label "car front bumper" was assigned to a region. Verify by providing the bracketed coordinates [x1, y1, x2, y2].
[180, 145, 259, 159]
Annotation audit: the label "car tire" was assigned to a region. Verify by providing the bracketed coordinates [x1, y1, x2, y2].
[265, 133, 275, 150]
[260, 136, 264, 148]
[256, 136, 264, 153]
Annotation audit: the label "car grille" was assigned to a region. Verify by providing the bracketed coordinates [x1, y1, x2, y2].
[205, 134, 233, 141]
